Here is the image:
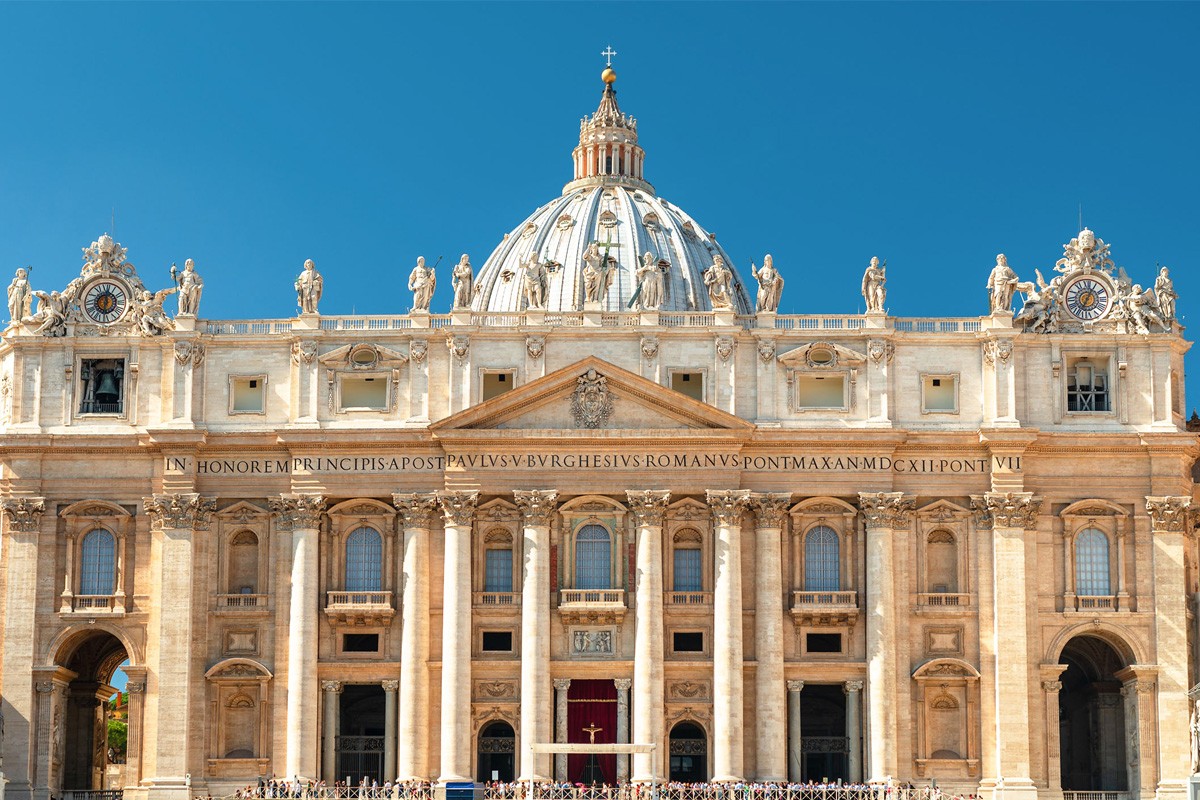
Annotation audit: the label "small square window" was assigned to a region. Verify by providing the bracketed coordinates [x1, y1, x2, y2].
[482, 371, 516, 401]
[922, 374, 958, 413]
[340, 375, 388, 411]
[230, 376, 266, 414]
[805, 633, 842, 653]
[673, 632, 704, 652]
[796, 374, 845, 409]
[343, 633, 380, 653]
[482, 631, 513, 652]
[671, 372, 704, 401]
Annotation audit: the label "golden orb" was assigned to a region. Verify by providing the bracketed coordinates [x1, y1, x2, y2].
[601, 67, 617, 84]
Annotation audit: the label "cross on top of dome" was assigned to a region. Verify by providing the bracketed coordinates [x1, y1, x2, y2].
[601, 45, 617, 67]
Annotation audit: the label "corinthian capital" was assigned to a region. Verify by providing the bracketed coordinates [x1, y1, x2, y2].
[750, 493, 791, 529]
[1145, 495, 1192, 533]
[514, 490, 558, 528]
[858, 492, 916, 530]
[626, 490, 670, 527]
[393, 492, 440, 528]
[971, 491, 1042, 531]
[438, 491, 479, 528]
[1, 496, 45, 532]
[144, 493, 217, 530]
[706, 490, 751, 527]
[269, 494, 326, 530]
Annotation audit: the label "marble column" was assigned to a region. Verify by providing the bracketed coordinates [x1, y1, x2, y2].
[142, 493, 216, 796]
[516, 490, 558, 782]
[627, 490, 670, 783]
[322, 681, 343, 782]
[750, 493, 789, 781]
[438, 491, 479, 783]
[970, 491, 1041, 800]
[844, 680, 864, 783]
[707, 489, 750, 782]
[383, 680, 399, 781]
[554, 679, 572, 780]
[393, 493, 439, 780]
[858, 492, 914, 784]
[615, 678, 632, 783]
[1145, 496, 1192, 798]
[786, 681, 804, 782]
[270, 494, 327, 780]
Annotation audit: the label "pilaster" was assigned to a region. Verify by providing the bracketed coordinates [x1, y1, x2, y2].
[321, 681, 343, 782]
[786, 681, 803, 782]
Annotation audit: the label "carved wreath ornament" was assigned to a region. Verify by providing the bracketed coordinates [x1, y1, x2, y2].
[571, 368, 614, 428]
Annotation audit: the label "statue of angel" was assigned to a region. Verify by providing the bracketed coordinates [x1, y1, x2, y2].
[134, 287, 177, 336]
[1014, 269, 1057, 334]
[1126, 285, 1166, 334]
[29, 290, 68, 336]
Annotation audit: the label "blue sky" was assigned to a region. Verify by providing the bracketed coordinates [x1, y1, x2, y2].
[3, 2, 1198, 403]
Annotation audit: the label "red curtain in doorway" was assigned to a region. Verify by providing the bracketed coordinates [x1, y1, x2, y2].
[567, 679, 617, 784]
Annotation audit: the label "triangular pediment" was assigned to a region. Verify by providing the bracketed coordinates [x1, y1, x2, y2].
[430, 356, 754, 434]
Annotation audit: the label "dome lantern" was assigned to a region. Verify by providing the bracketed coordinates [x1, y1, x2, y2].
[564, 67, 652, 195]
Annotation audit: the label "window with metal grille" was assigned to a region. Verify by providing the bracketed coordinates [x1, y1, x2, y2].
[80, 529, 116, 595]
[345, 527, 383, 592]
[1075, 528, 1111, 595]
[1067, 361, 1110, 412]
[574, 524, 612, 590]
[673, 548, 702, 592]
[804, 526, 841, 591]
[485, 549, 513, 592]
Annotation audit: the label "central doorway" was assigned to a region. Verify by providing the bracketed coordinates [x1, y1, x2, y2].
[55, 629, 131, 795]
[800, 684, 849, 782]
[567, 679, 616, 784]
[337, 685, 386, 784]
[477, 721, 516, 782]
[668, 722, 707, 782]
[1059, 635, 1131, 793]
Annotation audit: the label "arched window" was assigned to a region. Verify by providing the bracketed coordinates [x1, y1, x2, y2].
[80, 529, 116, 595]
[345, 527, 383, 592]
[1075, 528, 1111, 596]
[575, 524, 612, 590]
[673, 529, 702, 592]
[804, 525, 840, 592]
[926, 530, 958, 593]
[228, 530, 259, 594]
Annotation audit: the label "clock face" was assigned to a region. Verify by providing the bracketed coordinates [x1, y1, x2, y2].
[1063, 277, 1111, 321]
[83, 280, 129, 324]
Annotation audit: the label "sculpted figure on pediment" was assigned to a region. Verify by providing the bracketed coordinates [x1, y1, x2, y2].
[134, 287, 176, 336]
[523, 252, 548, 310]
[635, 251, 664, 310]
[1155, 267, 1177, 321]
[703, 255, 734, 310]
[30, 290, 69, 337]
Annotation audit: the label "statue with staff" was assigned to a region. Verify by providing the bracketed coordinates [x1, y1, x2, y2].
[171, 258, 204, 316]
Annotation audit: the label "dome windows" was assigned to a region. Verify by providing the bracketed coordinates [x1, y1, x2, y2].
[520, 223, 538, 239]
[642, 212, 660, 229]
[598, 210, 618, 229]
[556, 214, 575, 231]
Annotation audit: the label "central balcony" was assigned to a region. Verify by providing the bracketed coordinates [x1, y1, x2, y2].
[325, 590, 395, 625]
[558, 588, 626, 624]
[790, 590, 858, 628]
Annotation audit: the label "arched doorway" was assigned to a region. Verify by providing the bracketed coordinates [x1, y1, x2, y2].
[477, 721, 516, 782]
[1059, 635, 1131, 792]
[51, 629, 131, 795]
[668, 722, 707, 782]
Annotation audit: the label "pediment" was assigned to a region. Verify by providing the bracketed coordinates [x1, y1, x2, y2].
[430, 356, 755, 434]
[318, 343, 408, 369]
[216, 500, 269, 521]
[917, 499, 973, 520]
[777, 341, 865, 368]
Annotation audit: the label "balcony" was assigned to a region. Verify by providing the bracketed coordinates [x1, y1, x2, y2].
[217, 593, 268, 608]
[915, 592, 972, 613]
[558, 588, 626, 624]
[325, 590, 394, 625]
[1072, 595, 1120, 612]
[665, 591, 713, 607]
[790, 590, 858, 628]
[61, 595, 124, 615]
[1063, 793, 1128, 800]
[474, 592, 521, 609]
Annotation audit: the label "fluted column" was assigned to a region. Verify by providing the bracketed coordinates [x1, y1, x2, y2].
[554, 678, 572, 780]
[786, 681, 804, 781]
[708, 489, 750, 782]
[844, 680, 864, 783]
[383, 680, 399, 781]
[627, 490, 670, 783]
[516, 490, 558, 782]
[970, 491, 1041, 800]
[615, 678, 632, 783]
[393, 493, 440, 780]
[322, 681, 343, 781]
[858, 492, 914, 784]
[438, 490, 479, 783]
[270, 494, 327, 780]
[750, 493, 789, 781]
[143, 493, 216, 791]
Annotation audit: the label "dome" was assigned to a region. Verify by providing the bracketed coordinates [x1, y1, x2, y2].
[471, 74, 752, 315]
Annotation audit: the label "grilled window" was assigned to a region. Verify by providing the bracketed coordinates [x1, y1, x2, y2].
[574, 524, 612, 590]
[804, 525, 840, 592]
[80, 529, 116, 595]
[345, 527, 383, 592]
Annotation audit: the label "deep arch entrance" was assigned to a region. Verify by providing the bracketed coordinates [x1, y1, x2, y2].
[477, 721, 516, 782]
[1058, 635, 1131, 792]
[668, 722, 707, 782]
[53, 630, 131, 794]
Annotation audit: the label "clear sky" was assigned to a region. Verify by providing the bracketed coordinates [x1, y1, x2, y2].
[3, 2, 1198, 404]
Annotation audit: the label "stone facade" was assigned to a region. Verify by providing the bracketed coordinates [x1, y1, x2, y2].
[0, 68, 1197, 800]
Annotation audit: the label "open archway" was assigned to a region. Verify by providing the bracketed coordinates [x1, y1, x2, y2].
[1058, 635, 1131, 792]
[477, 721, 516, 782]
[668, 722, 707, 782]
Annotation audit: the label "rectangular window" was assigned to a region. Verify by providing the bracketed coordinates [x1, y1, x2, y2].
[671, 371, 704, 402]
[921, 374, 958, 413]
[485, 549, 514, 592]
[673, 549, 702, 592]
[340, 376, 388, 410]
[230, 376, 266, 413]
[806, 633, 842, 653]
[796, 374, 845, 409]
[79, 358, 125, 414]
[482, 371, 515, 401]
[1067, 360, 1110, 412]
[673, 632, 704, 653]
[482, 631, 513, 652]
[342, 633, 380, 653]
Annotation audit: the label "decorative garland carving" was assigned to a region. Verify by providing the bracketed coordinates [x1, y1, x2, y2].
[144, 493, 217, 530]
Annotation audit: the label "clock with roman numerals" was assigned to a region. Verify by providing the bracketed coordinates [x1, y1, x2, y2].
[1062, 276, 1112, 322]
[82, 279, 130, 324]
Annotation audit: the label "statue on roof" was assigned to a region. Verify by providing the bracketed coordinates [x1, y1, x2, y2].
[1055, 227, 1115, 274]
[172, 259, 204, 316]
[751, 254, 784, 313]
[134, 287, 177, 336]
[451, 254, 474, 309]
[703, 255, 734, 310]
[861, 257, 886, 313]
[1155, 266, 1177, 322]
[522, 252, 548, 310]
[635, 251, 664, 310]
[986, 254, 1020, 314]
[582, 243, 615, 303]
[7, 268, 31, 323]
[295, 259, 323, 315]
[408, 256, 436, 312]
[29, 290, 69, 336]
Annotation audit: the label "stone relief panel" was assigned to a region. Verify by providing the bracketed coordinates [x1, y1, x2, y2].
[569, 626, 617, 657]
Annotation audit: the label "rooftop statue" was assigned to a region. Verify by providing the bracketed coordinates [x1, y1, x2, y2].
[703, 255, 734, 310]
[172, 259, 204, 316]
[862, 257, 886, 313]
[986, 254, 1019, 314]
[7, 268, 31, 323]
[1155, 267, 1177, 321]
[295, 259, 323, 315]
[582, 242, 615, 303]
[634, 251, 664, 310]
[1014, 270, 1057, 334]
[408, 256, 436, 312]
[522, 252, 548, 310]
[451, 254, 473, 309]
[1125, 284, 1167, 335]
[1055, 227, 1115, 274]
[134, 287, 177, 336]
[751, 254, 784, 313]
[29, 290, 68, 337]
